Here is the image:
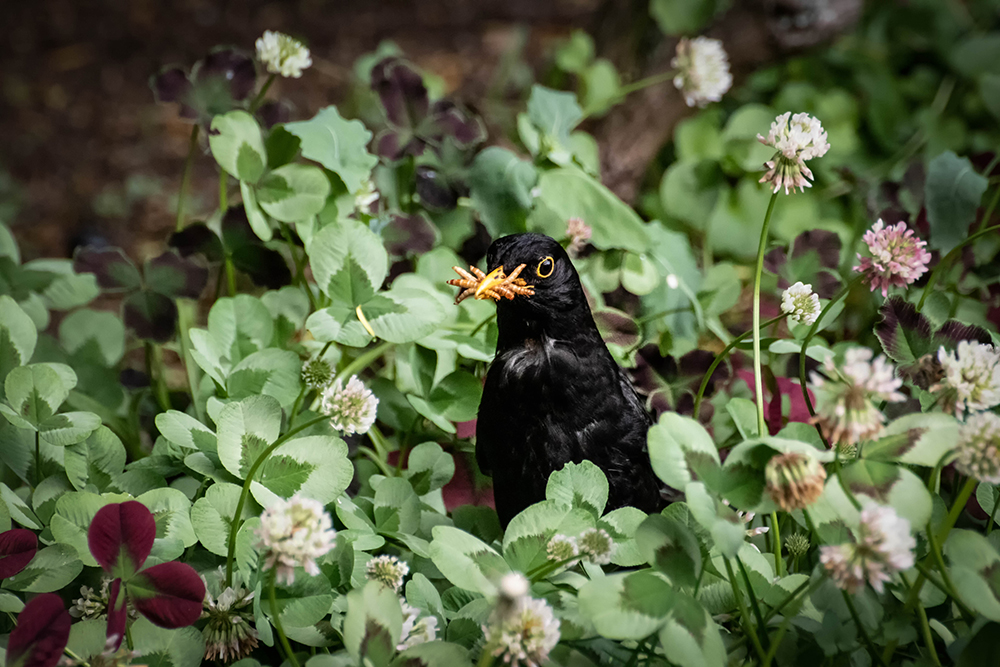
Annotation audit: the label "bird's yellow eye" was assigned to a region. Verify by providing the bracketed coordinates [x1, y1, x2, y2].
[536, 256, 555, 278]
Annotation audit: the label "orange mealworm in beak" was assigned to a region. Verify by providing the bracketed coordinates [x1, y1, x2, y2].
[446, 264, 535, 305]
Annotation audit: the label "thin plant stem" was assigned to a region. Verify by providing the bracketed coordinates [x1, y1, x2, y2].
[937, 477, 976, 544]
[218, 169, 228, 213]
[224, 254, 237, 297]
[762, 613, 793, 667]
[175, 125, 200, 232]
[925, 520, 972, 619]
[279, 222, 318, 312]
[357, 445, 395, 478]
[736, 556, 769, 652]
[692, 315, 786, 420]
[334, 341, 393, 386]
[225, 414, 329, 586]
[841, 590, 886, 667]
[269, 569, 301, 667]
[752, 191, 780, 436]
[617, 69, 677, 97]
[33, 431, 40, 488]
[176, 300, 204, 422]
[799, 276, 864, 422]
[723, 557, 766, 663]
[988, 491, 1000, 534]
[912, 560, 974, 619]
[470, 313, 497, 337]
[250, 74, 276, 112]
[287, 385, 309, 429]
[834, 453, 863, 511]
[145, 341, 171, 412]
[917, 223, 1000, 310]
[770, 511, 783, 577]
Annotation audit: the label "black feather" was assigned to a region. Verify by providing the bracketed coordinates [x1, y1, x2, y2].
[475, 233, 664, 527]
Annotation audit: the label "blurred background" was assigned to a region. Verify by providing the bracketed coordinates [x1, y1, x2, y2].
[0, 0, 869, 260]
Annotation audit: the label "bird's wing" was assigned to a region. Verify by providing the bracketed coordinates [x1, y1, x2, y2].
[615, 362, 654, 429]
[475, 365, 505, 476]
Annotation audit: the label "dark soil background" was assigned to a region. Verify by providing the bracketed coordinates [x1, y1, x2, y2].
[0, 0, 857, 261]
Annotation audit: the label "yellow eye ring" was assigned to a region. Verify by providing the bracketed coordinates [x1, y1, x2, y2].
[536, 256, 555, 278]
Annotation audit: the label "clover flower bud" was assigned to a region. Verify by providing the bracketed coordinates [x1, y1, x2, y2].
[781, 281, 821, 326]
[671, 37, 732, 108]
[578, 528, 614, 565]
[854, 219, 931, 297]
[546, 534, 579, 564]
[365, 555, 409, 592]
[820, 502, 915, 594]
[758, 112, 830, 194]
[955, 411, 1000, 485]
[811, 347, 905, 446]
[320, 375, 379, 435]
[765, 451, 827, 511]
[255, 31, 312, 78]
[301, 358, 334, 390]
[784, 533, 810, 558]
[256, 495, 336, 586]
[932, 341, 1000, 417]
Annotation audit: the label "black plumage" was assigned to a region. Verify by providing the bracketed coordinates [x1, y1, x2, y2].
[470, 233, 664, 527]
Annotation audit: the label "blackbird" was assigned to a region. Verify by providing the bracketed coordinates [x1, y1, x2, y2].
[448, 232, 664, 527]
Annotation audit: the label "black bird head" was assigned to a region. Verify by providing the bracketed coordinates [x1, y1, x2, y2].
[477, 233, 597, 346]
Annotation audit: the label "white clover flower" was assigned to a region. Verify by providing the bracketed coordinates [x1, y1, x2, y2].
[70, 580, 111, 620]
[320, 375, 379, 435]
[810, 347, 905, 446]
[820, 502, 915, 594]
[781, 282, 821, 326]
[546, 535, 579, 564]
[365, 555, 409, 592]
[256, 495, 336, 585]
[495, 572, 531, 622]
[398, 602, 438, 651]
[671, 37, 732, 108]
[301, 357, 334, 390]
[758, 112, 830, 194]
[933, 341, 1000, 416]
[483, 596, 560, 667]
[955, 411, 1000, 484]
[764, 451, 827, 511]
[355, 180, 380, 215]
[578, 528, 614, 565]
[256, 31, 312, 78]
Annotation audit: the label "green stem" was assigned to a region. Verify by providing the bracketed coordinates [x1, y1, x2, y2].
[799, 276, 863, 421]
[224, 254, 237, 297]
[834, 453, 863, 510]
[175, 125, 200, 232]
[736, 556, 770, 652]
[988, 490, 1000, 534]
[145, 341, 170, 411]
[176, 300, 204, 422]
[692, 315, 786, 420]
[280, 222, 318, 312]
[470, 313, 497, 337]
[938, 477, 976, 544]
[762, 613, 793, 667]
[724, 557, 766, 663]
[617, 69, 677, 97]
[269, 569, 301, 667]
[841, 590, 886, 667]
[770, 511, 783, 577]
[125, 620, 134, 651]
[357, 445, 395, 478]
[250, 74, 276, 113]
[925, 519, 972, 619]
[288, 385, 309, 430]
[752, 192, 780, 436]
[918, 223, 1000, 310]
[225, 414, 330, 585]
[218, 169, 228, 213]
[33, 431, 40, 487]
[335, 341, 393, 385]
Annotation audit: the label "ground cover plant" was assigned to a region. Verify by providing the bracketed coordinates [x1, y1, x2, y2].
[3, 1, 1000, 665]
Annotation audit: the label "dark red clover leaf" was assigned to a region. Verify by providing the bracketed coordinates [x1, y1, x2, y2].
[129, 562, 206, 628]
[88, 501, 155, 577]
[87, 501, 206, 650]
[0, 529, 38, 579]
[5, 594, 71, 667]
